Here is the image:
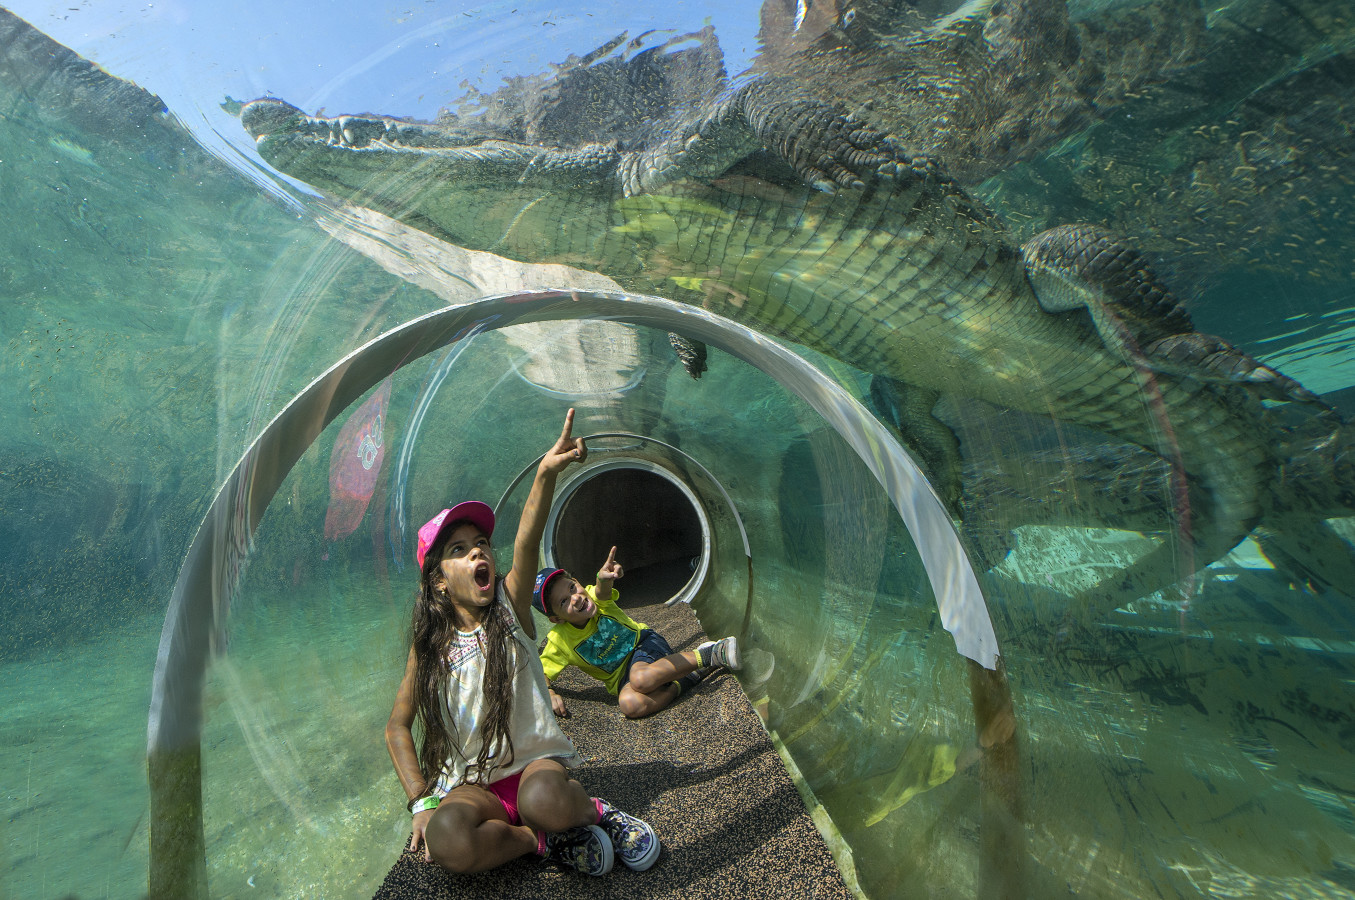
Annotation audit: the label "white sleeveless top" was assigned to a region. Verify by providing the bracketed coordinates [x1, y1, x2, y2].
[434, 581, 580, 792]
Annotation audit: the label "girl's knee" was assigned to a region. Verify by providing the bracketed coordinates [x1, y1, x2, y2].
[518, 767, 590, 832]
[517, 769, 563, 822]
[424, 812, 476, 872]
[429, 844, 476, 874]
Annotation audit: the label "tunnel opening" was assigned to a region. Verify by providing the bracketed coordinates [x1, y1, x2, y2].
[546, 461, 708, 606]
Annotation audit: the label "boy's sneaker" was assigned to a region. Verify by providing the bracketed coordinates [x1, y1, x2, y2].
[696, 636, 741, 670]
[595, 798, 661, 871]
[540, 824, 614, 876]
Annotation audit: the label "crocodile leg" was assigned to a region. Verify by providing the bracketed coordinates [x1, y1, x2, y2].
[1023, 224, 1323, 405]
[1254, 519, 1355, 594]
[667, 332, 708, 379]
[868, 376, 963, 513]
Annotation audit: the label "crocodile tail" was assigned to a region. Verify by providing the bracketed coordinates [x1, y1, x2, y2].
[1056, 372, 1275, 621]
[1021, 224, 1294, 616]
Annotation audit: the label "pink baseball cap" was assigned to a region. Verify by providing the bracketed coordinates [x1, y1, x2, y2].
[416, 500, 495, 568]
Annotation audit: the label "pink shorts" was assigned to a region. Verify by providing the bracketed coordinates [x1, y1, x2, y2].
[488, 771, 524, 825]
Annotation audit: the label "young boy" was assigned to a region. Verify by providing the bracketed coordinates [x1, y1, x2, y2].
[533, 546, 741, 719]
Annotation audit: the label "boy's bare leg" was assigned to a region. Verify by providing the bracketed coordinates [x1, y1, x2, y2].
[619, 681, 682, 718]
[625, 650, 699, 694]
[424, 785, 538, 873]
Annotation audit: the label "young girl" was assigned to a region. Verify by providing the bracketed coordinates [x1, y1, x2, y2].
[385, 410, 660, 876]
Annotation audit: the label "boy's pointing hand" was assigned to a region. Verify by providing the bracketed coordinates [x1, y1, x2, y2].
[598, 545, 624, 583]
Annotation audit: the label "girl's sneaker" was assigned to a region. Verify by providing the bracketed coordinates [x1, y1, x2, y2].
[696, 636, 741, 670]
[595, 798, 661, 871]
[540, 824, 614, 876]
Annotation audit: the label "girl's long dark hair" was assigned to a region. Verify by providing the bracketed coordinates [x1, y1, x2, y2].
[410, 530, 519, 789]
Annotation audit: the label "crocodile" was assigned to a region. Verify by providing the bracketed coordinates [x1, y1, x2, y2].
[239, 12, 1329, 618]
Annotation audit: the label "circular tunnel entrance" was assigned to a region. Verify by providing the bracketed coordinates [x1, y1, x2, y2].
[545, 460, 709, 606]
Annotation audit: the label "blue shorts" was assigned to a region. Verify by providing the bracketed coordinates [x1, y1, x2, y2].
[619, 629, 673, 689]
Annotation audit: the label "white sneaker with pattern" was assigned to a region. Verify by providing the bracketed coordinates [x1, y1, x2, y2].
[595, 798, 660, 871]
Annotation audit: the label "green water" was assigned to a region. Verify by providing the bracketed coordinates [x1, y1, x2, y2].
[4, 2, 1355, 899]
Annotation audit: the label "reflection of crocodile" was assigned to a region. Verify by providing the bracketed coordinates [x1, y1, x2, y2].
[240, 17, 1326, 616]
[968, 0, 1355, 288]
[751, 0, 1208, 185]
[756, 0, 1355, 287]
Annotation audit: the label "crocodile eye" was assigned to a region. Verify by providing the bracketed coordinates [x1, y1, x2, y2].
[841, 7, 856, 26]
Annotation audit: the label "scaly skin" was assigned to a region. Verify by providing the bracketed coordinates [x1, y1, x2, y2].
[241, 88, 1280, 618]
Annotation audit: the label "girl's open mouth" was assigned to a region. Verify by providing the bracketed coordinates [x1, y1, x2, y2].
[474, 563, 492, 591]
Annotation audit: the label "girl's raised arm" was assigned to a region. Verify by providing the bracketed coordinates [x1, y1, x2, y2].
[504, 409, 586, 633]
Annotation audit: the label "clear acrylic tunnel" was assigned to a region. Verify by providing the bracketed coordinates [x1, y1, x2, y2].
[146, 285, 1008, 898]
[3, 2, 1355, 899]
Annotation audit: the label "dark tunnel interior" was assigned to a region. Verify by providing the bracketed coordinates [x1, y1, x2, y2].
[549, 466, 705, 605]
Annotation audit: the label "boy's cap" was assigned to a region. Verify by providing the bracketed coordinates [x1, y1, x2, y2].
[416, 501, 495, 568]
[532, 567, 566, 616]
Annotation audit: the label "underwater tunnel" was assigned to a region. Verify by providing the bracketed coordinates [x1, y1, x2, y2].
[4, 2, 1355, 899]
[539, 444, 715, 607]
[146, 288, 1008, 897]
